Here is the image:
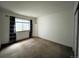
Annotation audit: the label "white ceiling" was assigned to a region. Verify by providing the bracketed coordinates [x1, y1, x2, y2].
[0, 1, 74, 17]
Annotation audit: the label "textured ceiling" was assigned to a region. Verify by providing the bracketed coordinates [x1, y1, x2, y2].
[0, 1, 74, 17]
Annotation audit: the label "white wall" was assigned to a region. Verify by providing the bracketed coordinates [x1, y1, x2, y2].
[73, 1, 79, 57]
[16, 31, 29, 40]
[74, 11, 78, 57]
[74, 6, 78, 58]
[33, 19, 38, 36]
[37, 10, 74, 47]
[0, 13, 10, 44]
[0, 12, 2, 47]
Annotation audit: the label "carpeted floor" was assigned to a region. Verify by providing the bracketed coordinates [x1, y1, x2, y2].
[0, 37, 73, 58]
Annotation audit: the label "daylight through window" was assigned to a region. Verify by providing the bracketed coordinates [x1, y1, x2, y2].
[15, 18, 30, 32]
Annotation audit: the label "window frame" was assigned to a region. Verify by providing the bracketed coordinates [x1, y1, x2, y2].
[15, 18, 30, 32]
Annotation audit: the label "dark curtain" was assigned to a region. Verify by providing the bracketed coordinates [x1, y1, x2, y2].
[9, 16, 16, 43]
[29, 20, 33, 38]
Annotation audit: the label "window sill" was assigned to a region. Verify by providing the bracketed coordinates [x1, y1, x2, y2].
[16, 30, 30, 33]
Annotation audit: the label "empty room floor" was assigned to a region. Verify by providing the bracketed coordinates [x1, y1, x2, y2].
[0, 37, 73, 58]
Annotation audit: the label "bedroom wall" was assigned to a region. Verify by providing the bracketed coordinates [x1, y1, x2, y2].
[37, 9, 74, 47]
[16, 31, 29, 40]
[0, 12, 2, 47]
[0, 13, 10, 44]
[74, 1, 78, 57]
[0, 7, 38, 44]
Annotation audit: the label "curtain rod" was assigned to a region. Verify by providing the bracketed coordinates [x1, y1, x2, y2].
[5, 14, 33, 20]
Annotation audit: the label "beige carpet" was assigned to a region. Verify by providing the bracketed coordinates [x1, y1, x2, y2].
[0, 37, 73, 58]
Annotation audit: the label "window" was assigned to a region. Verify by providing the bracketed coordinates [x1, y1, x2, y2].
[15, 18, 30, 32]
